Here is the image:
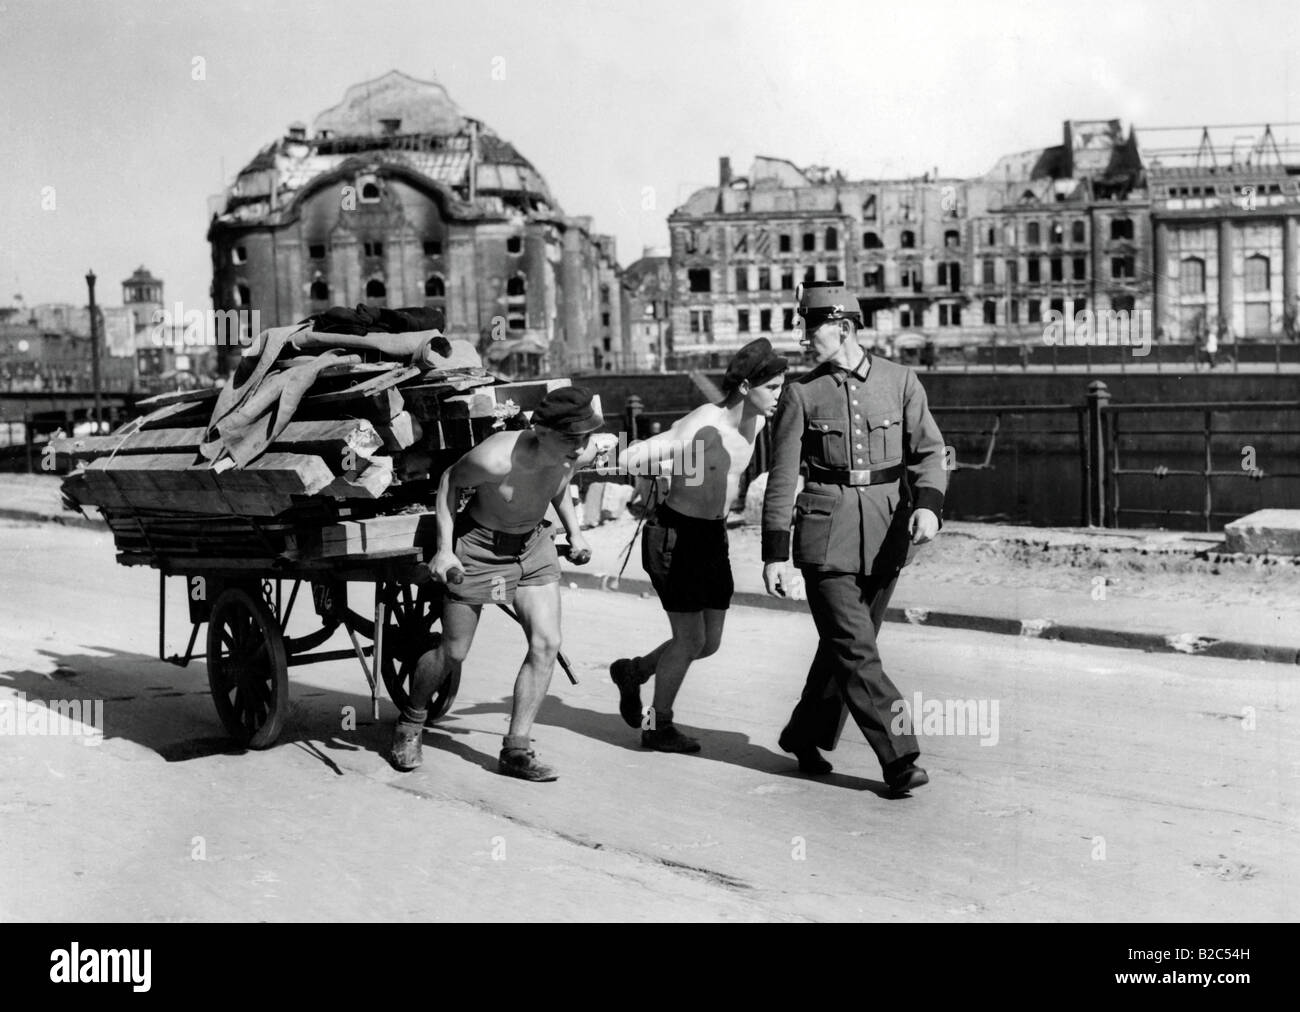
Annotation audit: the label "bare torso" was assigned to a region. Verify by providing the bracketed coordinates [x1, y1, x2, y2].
[663, 404, 764, 520]
[465, 431, 575, 533]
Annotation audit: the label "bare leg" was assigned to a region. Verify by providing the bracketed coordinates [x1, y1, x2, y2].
[406, 601, 480, 718]
[390, 600, 481, 770]
[646, 608, 721, 716]
[631, 642, 668, 683]
[506, 582, 562, 740]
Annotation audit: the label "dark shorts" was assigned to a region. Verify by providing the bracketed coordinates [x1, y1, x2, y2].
[642, 504, 733, 613]
[444, 517, 561, 606]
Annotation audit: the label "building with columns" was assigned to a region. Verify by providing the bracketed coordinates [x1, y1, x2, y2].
[668, 120, 1300, 363]
[1144, 124, 1300, 344]
[207, 71, 626, 377]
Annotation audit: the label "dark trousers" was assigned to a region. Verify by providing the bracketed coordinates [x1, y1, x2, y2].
[781, 568, 919, 768]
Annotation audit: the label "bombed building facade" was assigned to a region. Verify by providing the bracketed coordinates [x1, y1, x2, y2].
[621, 249, 673, 372]
[668, 120, 1300, 362]
[207, 71, 625, 377]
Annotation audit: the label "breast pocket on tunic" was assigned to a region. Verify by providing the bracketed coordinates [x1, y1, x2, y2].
[865, 404, 905, 465]
[792, 490, 836, 566]
[805, 416, 849, 469]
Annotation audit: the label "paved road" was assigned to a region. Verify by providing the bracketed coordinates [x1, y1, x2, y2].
[0, 520, 1295, 921]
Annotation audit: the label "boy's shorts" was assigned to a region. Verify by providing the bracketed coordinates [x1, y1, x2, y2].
[642, 503, 734, 613]
[444, 518, 561, 606]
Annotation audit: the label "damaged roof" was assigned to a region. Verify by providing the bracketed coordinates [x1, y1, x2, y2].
[213, 71, 557, 226]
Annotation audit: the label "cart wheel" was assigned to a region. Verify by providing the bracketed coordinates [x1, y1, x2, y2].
[206, 586, 289, 749]
[379, 582, 460, 724]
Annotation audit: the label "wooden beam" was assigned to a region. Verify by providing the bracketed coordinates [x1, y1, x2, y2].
[134, 387, 220, 409]
[319, 456, 393, 500]
[52, 418, 384, 466]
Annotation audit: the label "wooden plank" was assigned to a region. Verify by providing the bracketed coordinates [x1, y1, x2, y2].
[55, 418, 384, 468]
[485, 378, 571, 412]
[319, 511, 437, 557]
[401, 376, 566, 421]
[51, 428, 208, 463]
[439, 392, 497, 419]
[76, 451, 334, 517]
[222, 452, 336, 503]
[319, 457, 393, 500]
[134, 387, 220, 409]
[81, 454, 199, 512]
[135, 400, 213, 431]
[304, 366, 419, 407]
[376, 411, 420, 451]
[429, 415, 505, 451]
[403, 372, 496, 394]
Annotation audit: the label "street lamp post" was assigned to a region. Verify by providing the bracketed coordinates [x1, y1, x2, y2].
[86, 270, 102, 431]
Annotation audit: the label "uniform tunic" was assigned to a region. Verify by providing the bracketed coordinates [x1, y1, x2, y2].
[762, 350, 948, 760]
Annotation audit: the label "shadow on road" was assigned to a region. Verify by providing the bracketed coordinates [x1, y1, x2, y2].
[0, 646, 427, 774]
[453, 694, 895, 796]
[1, 648, 899, 796]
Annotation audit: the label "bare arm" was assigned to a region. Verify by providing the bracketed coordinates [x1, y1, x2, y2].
[549, 484, 582, 541]
[622, 408, 708, 478]
[549, 482, 592, 564]
[572, 432, 619, 470]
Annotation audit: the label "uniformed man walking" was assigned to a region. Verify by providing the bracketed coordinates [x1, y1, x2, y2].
[762, 281, 948, 795]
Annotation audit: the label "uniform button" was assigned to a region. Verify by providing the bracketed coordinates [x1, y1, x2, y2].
[855, 443, 863, 449]
[856, 457, 865, 465]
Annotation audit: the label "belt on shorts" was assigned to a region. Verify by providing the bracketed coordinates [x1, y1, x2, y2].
[805, 463, 905, 486]
[652, 503, 724, 527]
[458, 518, 549, 556]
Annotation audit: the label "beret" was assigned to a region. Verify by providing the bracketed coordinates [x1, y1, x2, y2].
[722, 337, 789, 391]
[532, 386, 604, 434]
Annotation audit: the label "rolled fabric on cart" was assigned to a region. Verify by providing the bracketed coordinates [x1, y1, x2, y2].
[203, 349, 353, 467]
[283, 329, 452, 362]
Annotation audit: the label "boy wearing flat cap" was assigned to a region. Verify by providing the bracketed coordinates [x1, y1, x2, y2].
[388, 386, 614, 781]
[762, 282, 947, 796]
[608, 338, 788, 753]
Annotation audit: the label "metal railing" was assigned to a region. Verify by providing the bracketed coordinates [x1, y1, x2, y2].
[931, 385, 1300, 530]
[1102, 397, 1300, 530]
[616, 383, 1300, 530]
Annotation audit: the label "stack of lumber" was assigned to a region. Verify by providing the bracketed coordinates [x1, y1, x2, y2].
[53, 329, 576, 562]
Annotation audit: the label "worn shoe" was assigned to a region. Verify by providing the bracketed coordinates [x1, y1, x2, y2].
[389, 723, 424, 771]
[884, 762, 930, 795]
[609, 657, 644, 728]
[641, 723, 701, 754]
[778, 730, 833, 775]
[498, 747, 559, 782]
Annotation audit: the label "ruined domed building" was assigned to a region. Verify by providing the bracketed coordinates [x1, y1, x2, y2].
[207, 71, 625, 377]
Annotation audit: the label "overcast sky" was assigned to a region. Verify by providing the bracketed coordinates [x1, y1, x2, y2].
[4, 0, 1299, 310]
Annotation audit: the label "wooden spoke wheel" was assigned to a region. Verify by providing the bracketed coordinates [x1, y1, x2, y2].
[378, 582, 460, 725]
[206, 586, 289, 749]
